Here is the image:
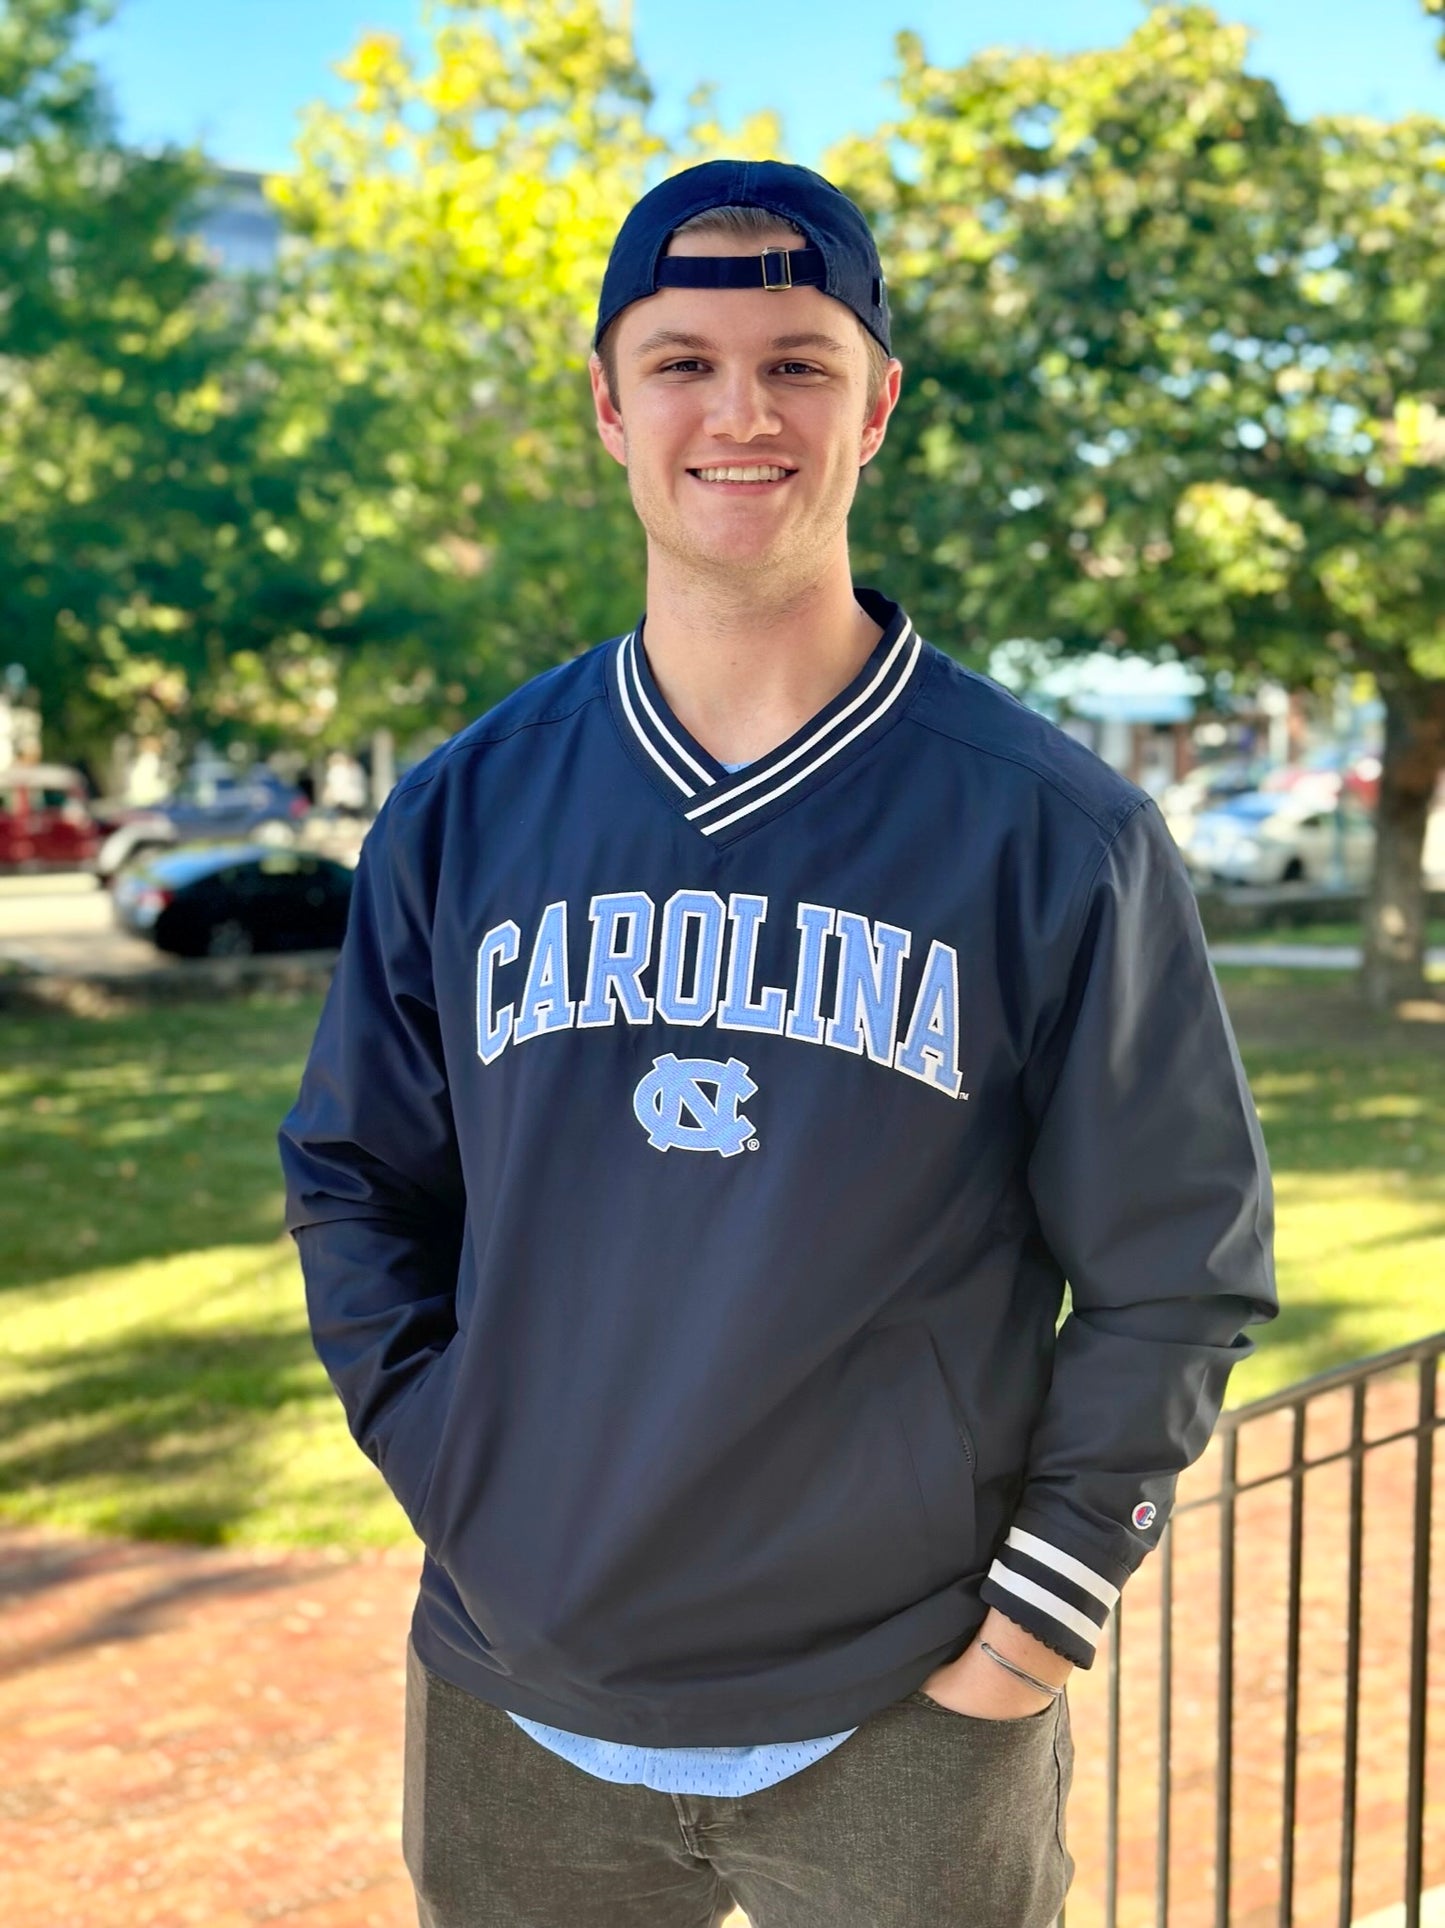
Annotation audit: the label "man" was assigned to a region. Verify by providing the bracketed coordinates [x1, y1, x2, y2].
[279, 159, 1277, 1928]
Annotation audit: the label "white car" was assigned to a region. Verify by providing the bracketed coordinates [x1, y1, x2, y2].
[1159, 758, 1276, 848]
[1183, 791, 1376, 887]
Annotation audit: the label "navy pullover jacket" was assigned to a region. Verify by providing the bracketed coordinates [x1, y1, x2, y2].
[278, 589, 1277, 1747]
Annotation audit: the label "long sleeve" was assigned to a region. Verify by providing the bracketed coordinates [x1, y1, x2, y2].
[277, 780, 465, 1536]
[979, 796, 1278, 1667]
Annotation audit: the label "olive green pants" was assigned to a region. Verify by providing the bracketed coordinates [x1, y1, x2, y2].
[403, 1636, 1074, 1927]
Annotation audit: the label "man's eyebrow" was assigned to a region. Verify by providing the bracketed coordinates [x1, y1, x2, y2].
[631, 330, 712, 359]
[630, 328, 851, 359]
[769, 332, 850, 353]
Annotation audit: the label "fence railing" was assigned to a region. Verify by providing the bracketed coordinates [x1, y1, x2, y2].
[1060, 1330, 1443, 1928]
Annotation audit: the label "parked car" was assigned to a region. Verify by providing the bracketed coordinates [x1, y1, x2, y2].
[166, 766, 312, 836]
[113, 845, 353, 957]
[0, 763, 102, 870]
[1159, 757, 1277, 847]
[96, 766, 311, 883]
[1183, 791, 1376, 887]
[1260, 745, 1382, 810]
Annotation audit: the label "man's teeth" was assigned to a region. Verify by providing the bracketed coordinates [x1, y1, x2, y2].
[693, 466, 793, 482]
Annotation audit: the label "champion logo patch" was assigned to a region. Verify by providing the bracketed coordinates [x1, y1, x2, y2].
[1131, 1501, 1157, 1531]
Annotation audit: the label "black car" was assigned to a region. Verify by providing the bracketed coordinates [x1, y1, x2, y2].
[113, 845, 353, 957]
[95, 768, 312, 885]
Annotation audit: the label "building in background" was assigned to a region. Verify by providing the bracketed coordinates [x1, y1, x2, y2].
[185, 166, 284, 276]
[986, 641, 1299, 790]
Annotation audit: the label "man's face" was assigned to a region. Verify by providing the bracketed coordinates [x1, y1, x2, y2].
[590, 226, 900, 590]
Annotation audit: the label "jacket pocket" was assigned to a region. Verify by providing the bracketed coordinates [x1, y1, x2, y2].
[386, 1335, 463, 1540]
[485, 1325, 977, 1682]
[889, 1323, 979, 1575]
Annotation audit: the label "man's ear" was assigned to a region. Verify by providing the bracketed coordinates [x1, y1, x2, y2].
[860, 357, 903, 468]
[590, 354, 627, 468]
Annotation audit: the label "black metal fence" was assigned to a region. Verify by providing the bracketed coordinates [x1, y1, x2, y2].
[1062, 1330, 1443, 1928]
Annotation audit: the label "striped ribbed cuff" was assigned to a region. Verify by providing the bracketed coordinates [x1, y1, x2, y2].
[980, 1526, 1121, 1669]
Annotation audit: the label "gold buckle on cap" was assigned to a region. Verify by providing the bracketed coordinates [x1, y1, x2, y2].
[759, 247, 793, 290]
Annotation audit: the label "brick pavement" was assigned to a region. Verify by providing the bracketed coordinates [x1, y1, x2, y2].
[0, 1533, 420, 1927]
[0, 1373, 1439, 1928]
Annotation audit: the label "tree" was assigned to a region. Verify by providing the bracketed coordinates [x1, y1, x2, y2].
[0, 0, 401, 766]
[0, 0, 219, 755]
[838, 3, 1445, 1008]
[264, 0, 780, 737]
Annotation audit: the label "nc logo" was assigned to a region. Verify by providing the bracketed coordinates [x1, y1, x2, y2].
[633, 1054, 758, 1157]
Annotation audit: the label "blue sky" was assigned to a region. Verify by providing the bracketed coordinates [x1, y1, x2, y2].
[84, 0, 1445, 175]
[84, 0, 1443, 175]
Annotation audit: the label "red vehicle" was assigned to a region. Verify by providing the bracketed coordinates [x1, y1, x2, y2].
[0, 763, 102, 869]
[1260, 746, 1381, 811]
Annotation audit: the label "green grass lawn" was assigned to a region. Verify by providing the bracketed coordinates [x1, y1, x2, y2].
[1, 978, 1441, 1550]
[1212, 971, 1445, 1399]
[1217, 916, 1445, 950]
[0, 994, 404, 1548]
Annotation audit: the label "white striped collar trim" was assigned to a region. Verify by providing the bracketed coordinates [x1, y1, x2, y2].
[613, 603, 922, 837]
[685, 619, 916, 826]
[1004, 1527, 1121, 1608]
[692, 626, 920, 839]
[612, 631, 718, 800]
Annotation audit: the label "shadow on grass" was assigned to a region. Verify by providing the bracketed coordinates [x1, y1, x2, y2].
[1229, 1293, 1412, 1403]
[1344, 1215, 1445, 1254]
[1243, 1047, 1445, 1186]
[0, 1324, 327, 1540]
[0, 994, 325, 1288]
[1220, 975, 1445, 1057]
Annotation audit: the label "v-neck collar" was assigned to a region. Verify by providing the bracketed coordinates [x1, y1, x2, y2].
[606, 586, 924, 846]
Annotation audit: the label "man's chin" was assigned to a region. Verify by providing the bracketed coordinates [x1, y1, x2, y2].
[662, 531, 796, 580]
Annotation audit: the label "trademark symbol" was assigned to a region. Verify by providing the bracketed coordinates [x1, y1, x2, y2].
[747, 1137, 760, 1152]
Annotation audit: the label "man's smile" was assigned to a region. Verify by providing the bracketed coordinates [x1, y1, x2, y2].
[686, 463, 798, 490]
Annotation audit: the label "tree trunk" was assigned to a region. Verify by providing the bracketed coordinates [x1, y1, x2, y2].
[1361, 677, 1445, 1010]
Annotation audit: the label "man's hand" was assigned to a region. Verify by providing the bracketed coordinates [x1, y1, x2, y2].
[918, 1607, 1073, 1720]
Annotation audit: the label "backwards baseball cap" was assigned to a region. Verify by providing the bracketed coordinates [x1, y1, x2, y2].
[595, 158, 891, 357]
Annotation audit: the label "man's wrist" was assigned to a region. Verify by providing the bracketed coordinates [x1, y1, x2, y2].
[974, 1606, 1074, 1690]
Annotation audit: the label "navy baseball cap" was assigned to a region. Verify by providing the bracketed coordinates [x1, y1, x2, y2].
[595, 159, 891, 356]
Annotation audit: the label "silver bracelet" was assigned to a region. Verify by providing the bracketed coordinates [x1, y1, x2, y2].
[980, 1641, 1064, 1701]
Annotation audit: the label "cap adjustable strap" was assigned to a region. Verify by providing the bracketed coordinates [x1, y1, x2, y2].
[654, 246, 827, 292]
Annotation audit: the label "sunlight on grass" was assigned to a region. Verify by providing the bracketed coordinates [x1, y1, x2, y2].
[1214, 961, 1445, 995]
[1229, 1175, 1445, 1405]
[1, 985, 1441, 1550]
[0, 995, 408, 1547]
[0, 1236, 407, 1547]
[1218, 917, 1445, 951]
[1234, 1042, 1445, 1407]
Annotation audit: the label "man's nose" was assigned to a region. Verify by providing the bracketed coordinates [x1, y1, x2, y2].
[706, 372, 781, 442]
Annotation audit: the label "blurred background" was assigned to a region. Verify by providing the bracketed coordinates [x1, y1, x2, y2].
[2, 5, 1443, 1925]
[4, 0, 1445, 985]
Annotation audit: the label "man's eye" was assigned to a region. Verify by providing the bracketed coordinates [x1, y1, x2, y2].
[660, 359, 707, 374]
[777, 361, 824, 376]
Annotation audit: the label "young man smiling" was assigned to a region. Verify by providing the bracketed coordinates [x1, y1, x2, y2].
[280, 160, 1276, 1927]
